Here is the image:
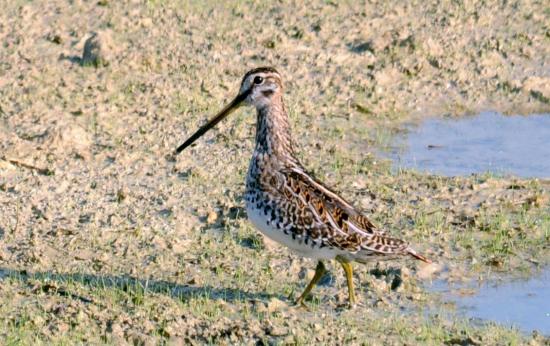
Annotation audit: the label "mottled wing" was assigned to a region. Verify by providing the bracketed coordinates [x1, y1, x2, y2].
[285, 167, 384, 235]
[281, 167, 429, 261]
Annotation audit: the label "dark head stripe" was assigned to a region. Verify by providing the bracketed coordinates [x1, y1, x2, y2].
[243, 67, 280, 81]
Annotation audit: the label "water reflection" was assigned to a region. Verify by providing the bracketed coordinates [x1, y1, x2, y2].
[430, 268, 550, 335]
[391, 112, 550, 178]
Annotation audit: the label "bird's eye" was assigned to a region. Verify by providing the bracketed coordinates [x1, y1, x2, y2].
[253, 76, 264, 84]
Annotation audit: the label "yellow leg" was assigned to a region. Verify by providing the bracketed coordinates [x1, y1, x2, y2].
[296, 261, 326, 307]
[336, 256, 356, 306]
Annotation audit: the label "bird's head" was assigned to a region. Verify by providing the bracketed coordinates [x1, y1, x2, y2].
[239, 67, 283, 109]
[175, 67, 282, 154]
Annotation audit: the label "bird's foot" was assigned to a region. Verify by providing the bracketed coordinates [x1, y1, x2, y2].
[294, 298, 311, 311]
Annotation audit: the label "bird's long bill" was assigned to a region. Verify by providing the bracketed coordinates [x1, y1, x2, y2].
[175, 91, 248, 154]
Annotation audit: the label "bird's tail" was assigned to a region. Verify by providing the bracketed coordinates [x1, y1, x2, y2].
[407, 247, 431, 263]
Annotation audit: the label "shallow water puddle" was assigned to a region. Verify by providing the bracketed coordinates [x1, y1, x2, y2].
[390, 112, 550, 177]
[430, 268, 550, 335]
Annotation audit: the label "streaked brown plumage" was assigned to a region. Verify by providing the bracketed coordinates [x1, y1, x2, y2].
[176, 67, 430, 307]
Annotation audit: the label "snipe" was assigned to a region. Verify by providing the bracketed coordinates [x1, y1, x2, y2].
[176, 67, 430, 307]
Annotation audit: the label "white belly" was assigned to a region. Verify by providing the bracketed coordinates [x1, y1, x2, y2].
[245, 202, 339, 260]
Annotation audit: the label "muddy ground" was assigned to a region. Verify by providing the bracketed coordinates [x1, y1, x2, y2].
[1, 0, 549, 344]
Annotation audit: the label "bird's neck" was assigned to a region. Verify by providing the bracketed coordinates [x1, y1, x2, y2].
[254, 95, 296, 161]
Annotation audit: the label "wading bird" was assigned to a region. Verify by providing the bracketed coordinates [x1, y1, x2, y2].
[175, 67, 430, 307]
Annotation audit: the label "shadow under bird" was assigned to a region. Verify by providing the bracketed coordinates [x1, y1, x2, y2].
[175, 67, 430, 307]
